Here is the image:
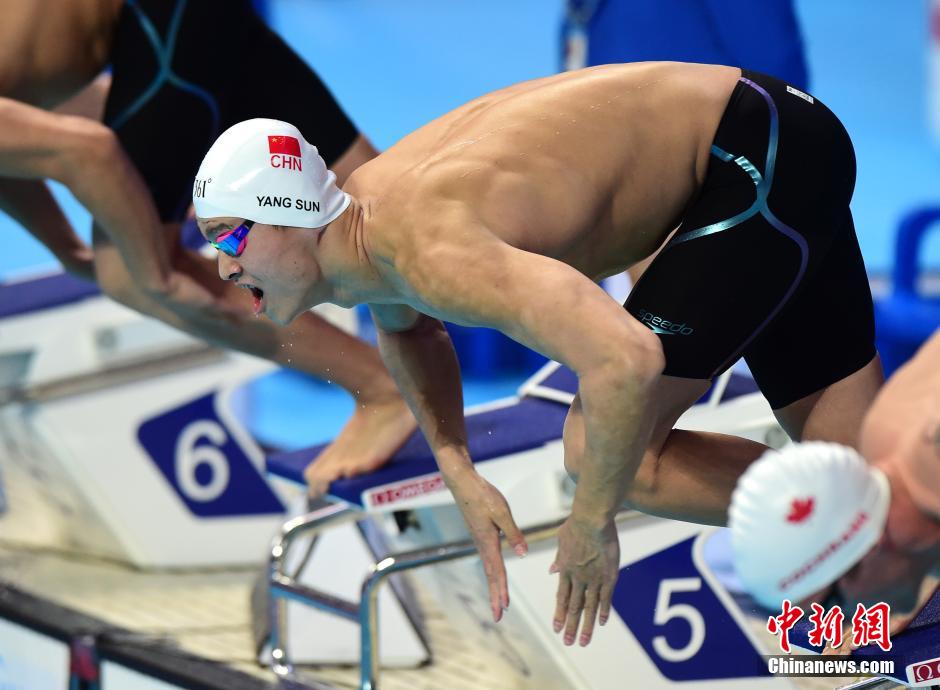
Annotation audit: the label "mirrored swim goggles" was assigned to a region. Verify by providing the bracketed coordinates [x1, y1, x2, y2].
[211, 220, 255, 257]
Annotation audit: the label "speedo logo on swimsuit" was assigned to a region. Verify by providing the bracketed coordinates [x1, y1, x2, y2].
[786, 85, 814, 104]
[268, 134, 303, 171]
[636, 309, 694, 336]
[257, 195, 320, 212]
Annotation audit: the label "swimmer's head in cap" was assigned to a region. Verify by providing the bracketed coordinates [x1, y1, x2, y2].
[192, 118, 349, 228]
[729, 441, 890, 609]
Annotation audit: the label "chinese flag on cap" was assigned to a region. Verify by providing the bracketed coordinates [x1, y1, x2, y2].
[268, 135, 301, 157]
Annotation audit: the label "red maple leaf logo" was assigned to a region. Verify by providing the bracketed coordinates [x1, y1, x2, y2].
[786, 497, 815, 523]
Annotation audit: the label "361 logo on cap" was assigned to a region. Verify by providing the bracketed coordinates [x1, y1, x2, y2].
[193, 177, 210, 198]
[268, 135, 302, 172]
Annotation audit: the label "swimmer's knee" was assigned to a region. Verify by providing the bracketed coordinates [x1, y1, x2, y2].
[619, 450, 662, 511]
[626, 320, 666, 385]
[562, 403, 584, 480]
[564, 467, 579, 486]
[562, 441, 582, 484]
[562, 440, 660, 510]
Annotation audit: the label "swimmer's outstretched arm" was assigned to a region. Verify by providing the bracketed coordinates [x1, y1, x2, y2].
[371, 301, 527, 624]
[0, 97, 213, 306]
[374, 228, 664, 642]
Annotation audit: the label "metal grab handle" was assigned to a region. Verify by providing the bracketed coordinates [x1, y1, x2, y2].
[357, 516, 567, 690]
[268, 501, 360, 678]
[270, 504, 643, 690]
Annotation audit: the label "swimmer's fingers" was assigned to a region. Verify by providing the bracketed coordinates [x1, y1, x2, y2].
[578, 584, 603, 647]
[553, 572, 572, 634]
[451, 474, 524, 621]
[550, 518, 620, 646]
[479, 526, 509, 622]
[598, 580, 613, 627]
[562, 579, 586, 647]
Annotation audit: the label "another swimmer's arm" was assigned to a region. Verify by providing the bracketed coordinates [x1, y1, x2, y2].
[0, 176, 94, 279]
[0, 97, 175, 296]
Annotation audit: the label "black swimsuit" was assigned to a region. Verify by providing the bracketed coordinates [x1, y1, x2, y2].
[103, 0, 357, 222]
[624, 70, 875, 408]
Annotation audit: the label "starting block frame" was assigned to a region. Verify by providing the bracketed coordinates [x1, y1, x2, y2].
[266, 503, 572, 690]
[263, 362, 791, 690]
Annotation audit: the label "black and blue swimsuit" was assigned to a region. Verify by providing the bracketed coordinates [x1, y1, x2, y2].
[625, 69, 875, 408]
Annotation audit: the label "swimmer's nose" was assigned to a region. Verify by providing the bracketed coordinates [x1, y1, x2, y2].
[218, 254, 241, 282]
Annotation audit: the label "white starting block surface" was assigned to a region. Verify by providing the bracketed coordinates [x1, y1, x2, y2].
[0, 270, 355, 568]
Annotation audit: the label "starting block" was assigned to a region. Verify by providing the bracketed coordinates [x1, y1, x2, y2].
[264, 360, 794, 689]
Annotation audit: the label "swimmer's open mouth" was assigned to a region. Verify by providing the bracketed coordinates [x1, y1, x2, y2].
[240, 283, 265, 313]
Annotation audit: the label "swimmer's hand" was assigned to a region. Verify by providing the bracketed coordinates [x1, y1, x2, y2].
[448, 471, 528, 623]
[550, 517, 619, 647]
[161, 272, 241, 319]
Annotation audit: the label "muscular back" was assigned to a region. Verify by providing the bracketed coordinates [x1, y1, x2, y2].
[0, 0, 120, 108]
[352, 62, 740, 280]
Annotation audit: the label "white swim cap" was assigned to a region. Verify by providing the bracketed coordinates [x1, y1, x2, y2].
[192, 118, 350, 228]
[729, 442, 890, 609]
